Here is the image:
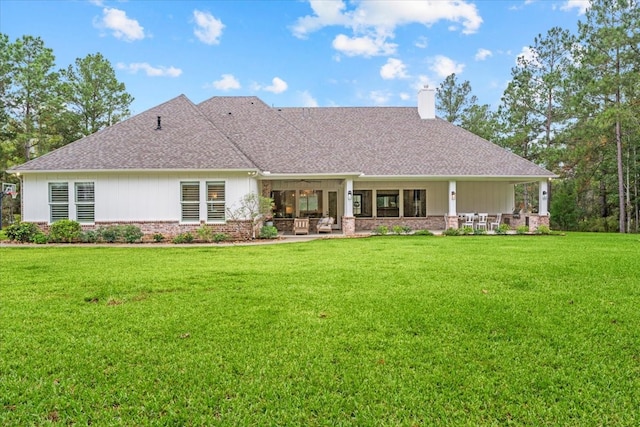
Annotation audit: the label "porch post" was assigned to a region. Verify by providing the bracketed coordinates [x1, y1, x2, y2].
[539, 180, 549, 216]
[448, 180, 457, 216]
[345, 179, 354, 217]
[343, 179, 355, 235]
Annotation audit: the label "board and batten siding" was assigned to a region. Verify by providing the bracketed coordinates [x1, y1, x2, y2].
[20, 172, 258, 224]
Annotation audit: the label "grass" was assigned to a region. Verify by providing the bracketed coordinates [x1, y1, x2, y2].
[1, 233, 639, 425]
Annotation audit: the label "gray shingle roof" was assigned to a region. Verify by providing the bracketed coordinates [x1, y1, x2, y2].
[11, 95, 554, 179]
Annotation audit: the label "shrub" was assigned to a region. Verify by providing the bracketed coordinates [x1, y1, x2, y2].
[81, 230, 99, 243]
[535, 225, 551, 235]
[153, 233, 165, 243]
[49, 220, 82, 243]
[122, 225, 143, 243]
[372, 225, 389, 235]
[172, 232, 194, 244]
[32, 232, 49, 244]
[516, 225, 529, 234]
[213, 232, 229, 243]
[259, 225, 278, 239]
[98, 226, 122, 243]
[461, 226, 474, 235]
[196, 226, 214, 242]
[443, 227, 460, 236]
[5, 222, 41, 243]
[414, 229, 434, 236]
[473, 227, 487, 235]
[392, 225, 404, 235]
[495, 223, 510, 235]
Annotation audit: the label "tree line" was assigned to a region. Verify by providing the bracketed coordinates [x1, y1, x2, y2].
[437, 0, 639, 233]
[0, 34, 133, 181]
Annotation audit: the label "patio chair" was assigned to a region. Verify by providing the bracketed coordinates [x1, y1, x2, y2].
[316, 216, 334, 233]
[476, 213, 488, 230]
[490, 213, 502, 231]
[293, 218, 309, 235]
[463, 213, 475, 228]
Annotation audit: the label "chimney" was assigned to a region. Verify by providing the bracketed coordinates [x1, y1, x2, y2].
[156, 116, 162, 130]
[417, 86, 435, 119]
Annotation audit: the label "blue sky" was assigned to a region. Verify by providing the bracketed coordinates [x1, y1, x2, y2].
[1, 0, 589, 115]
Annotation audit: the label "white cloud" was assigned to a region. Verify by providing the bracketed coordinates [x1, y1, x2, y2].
[117, 62, 182, 77]
[369, 90, 392, 105]
[292, 0, 482, 58]
[95, 8, 145, 42]
[429, 55, 464, 78]
[298, 90, 319, 107]
[475, 48, 492, 61]
[193, 10, 224, 45]
[263, 77, 288, 94]
[413, 75, 437, 92]
[332, 34, 397, 57]
[399, 92, 411, 101]
[560, 0, 590, 14]
[380, 58, 408, 80]
[212, 74, 240, 90]
[516, 46, 539, 66]
[414, 36, 428, 49]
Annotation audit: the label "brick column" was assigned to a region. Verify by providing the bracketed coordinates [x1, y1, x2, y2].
[342, 216, 356, 235]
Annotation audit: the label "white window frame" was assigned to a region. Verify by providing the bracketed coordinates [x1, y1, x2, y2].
[49, 182, 69, 223]
[75, 182, 95, 224]
[181, 182, 200, 223]
[206, 181, 226, 222]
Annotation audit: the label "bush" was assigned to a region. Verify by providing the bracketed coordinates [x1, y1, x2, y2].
[97, 226, 122, 243]
[516, 225, 529, 234]
[213, 232, 229, 243]
[5, 222, 41, 243]
[473, 227, 487, 235]
[49, 219, 82, 243]
[535, 225, 551, 235]
[122, 225, 143, 243]
[259, 225, 278, 239]
[414, 229, 433, 236]
[153, 233, 165, 243]
[32, 232, 49, 244]
[495, 223, 510, 235]
[461, 226, 474, 235]
[196, 226, 214, 242]
[372, 225, 389, 235]
[81, 230, 99, 243]
[172, 232, 194, 244]
[443, 227, 460, 236]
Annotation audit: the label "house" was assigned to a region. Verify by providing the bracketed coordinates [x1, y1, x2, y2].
[8, 87, 555, 239]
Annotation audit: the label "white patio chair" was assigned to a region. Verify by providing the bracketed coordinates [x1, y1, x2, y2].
[490, 213, 502, 231]
[463, 213, 475, 229]
[476, 213, 488, 230]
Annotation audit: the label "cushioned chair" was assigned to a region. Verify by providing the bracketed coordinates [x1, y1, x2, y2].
[316, 217, 334, 233]
[293, 218, 309, 235]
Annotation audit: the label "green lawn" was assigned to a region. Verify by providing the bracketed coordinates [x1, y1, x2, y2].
[1, 234, 639, 425]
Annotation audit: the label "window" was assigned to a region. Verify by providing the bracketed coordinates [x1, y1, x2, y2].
[376, 190, 399, 217]
[299, 190, 323, 218]
[49, 182, 69, 223]
[207, 181, 225, 222]
[353, 190, 372, 217]
[273, 190, 295, 218]
[181, 182, 200, 222]
[75, 182, 95, 223]
[403, 189, 426, 217]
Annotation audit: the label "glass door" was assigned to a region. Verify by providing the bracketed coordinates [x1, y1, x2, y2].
[328, 191, 339, 229]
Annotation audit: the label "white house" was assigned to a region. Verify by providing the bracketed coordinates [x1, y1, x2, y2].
[8, 88, 555, 239]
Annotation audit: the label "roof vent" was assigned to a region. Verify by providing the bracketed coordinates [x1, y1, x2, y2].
[156, 116, 162, 130]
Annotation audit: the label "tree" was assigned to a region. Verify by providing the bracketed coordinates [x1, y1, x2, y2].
[2, 35, 64, 163]
[436, 73, 477, 126]
[60, 53, 133, 136]
[572, 0, 640, 232]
